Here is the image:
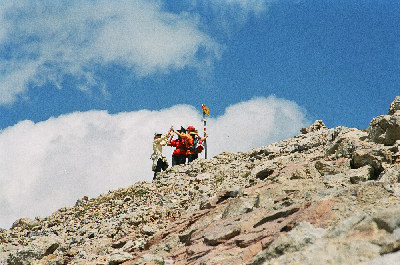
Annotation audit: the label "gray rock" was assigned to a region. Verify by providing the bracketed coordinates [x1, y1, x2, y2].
[367, 251, 400, 265]
[123, 196, 132, 202]
[326, 129, 368, 157]
[266, 222, 325, 258]
[11, 217, 40, 230]
[249, 222, 325, 265]
[217, 186, 243, 203]
[254, 191, 275, 209]
[264, 240, 381, 265]
[327, 212, 370, 238]
[203, 223, 241, 246]
[301, 120, 327, 134]
[139, 253, 167, 265]
[368, 114, 400, 146]
[349, 165, 374, 184]
[141, 225, 155, 236]
[351, 147, 391, 178]
[252, 162, 276, 180]
[372, 206, 400, 233]
[6, 235, 62, 265]
[388, 96, 400, 115]
[109, 251, 133, 265]
[378, 164, 400, 184]
[222, 196, 258, 219]
[315, 160, 341, 176]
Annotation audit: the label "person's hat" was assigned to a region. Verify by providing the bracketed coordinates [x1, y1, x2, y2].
[154, 133, 162, 137]
[186, 126, 195, 131]
[178, 126, 186, 133]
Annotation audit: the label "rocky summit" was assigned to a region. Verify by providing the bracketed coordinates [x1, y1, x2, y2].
[2, 97, 400, 265]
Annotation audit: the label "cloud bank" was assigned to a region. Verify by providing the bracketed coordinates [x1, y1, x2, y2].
[0, 0, 221, 104]
[0, 96, 309, 228]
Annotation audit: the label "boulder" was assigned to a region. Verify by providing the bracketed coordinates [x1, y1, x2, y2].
[367, 251, 400, 265]
[378, 164, 400, 184]
[372, 206, 400, 233]
[141, 225, 155, 236]
[265, 239, 380, 265]
[203, 223, 241, 246]
[109, 251, 134, 265]
[388, 96, 400, 115]
[217, 186, 243, 203]
[315, 160, 341, 176]
[348, 165, 374, 184]
[251, 161, 276, 180]
[326, 129, 368, 157]
[264, 222, 325, 259]
[368, 114, 400, 146]
[301, 120, 327, 134]
[11, 218, 40, 230]
[350, 147, 392, 179]
[222, 196, 258, 219]
[327, 211, 370, 238]
[6, 235, 61, 265]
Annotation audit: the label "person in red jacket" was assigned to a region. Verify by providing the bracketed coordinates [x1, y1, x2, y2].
[172, 126, 194, 162]
[168, 126, 187, 166]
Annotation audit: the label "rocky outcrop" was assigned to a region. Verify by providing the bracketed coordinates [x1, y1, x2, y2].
[388, 96, 400, 115]
[2, 98, 400, 265]
[368, 96, 400, 145]
[301, 120, 327, 134]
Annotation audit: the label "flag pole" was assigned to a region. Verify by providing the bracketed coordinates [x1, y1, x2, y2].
[202, 104, 209, 159]
[203, 111, 207, 159]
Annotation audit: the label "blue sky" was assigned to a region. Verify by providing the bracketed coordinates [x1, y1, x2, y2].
[0, 0, 399, 228]
[1, 0, 398, 129]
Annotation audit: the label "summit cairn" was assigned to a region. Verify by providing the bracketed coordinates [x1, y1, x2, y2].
[2, 97, 400, 264]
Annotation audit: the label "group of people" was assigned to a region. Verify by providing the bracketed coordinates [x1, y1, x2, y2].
[151, 125, 208, 178]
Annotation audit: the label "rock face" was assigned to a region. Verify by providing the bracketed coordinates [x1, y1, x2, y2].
[368, 96, 400, 145]
[301, 120, 327, 134]
[2, 98, 400, 265]
[388, 96, 400, 115]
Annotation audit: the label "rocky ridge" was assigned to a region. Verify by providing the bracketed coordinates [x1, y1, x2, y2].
[2, 97, 400, 264]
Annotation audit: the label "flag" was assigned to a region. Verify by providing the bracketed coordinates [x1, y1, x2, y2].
[202, 104, 210, 116]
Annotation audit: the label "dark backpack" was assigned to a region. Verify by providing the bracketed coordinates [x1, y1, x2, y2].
[189, 137, 199, 153]
[189, 137, 204, 154]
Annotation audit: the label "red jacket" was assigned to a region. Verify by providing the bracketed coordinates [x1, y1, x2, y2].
[169, 138, 186, 156]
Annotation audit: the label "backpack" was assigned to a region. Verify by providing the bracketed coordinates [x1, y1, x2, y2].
[188, 136, 203, 153]
[189, 137, 199, 153]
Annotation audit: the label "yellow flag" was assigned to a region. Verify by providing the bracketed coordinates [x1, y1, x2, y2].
[202, 104, 210, 116]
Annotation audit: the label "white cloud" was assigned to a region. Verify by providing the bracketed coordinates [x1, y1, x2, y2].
[0, 0, 221, 104]
[195, 0, 274, 28]
[218, 0, 270, 15]
[207, 96, 308, 154]
[0, 96, 309, 228]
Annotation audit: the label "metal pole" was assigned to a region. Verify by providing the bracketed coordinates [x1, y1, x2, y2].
[203, 112, 207, 159]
